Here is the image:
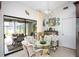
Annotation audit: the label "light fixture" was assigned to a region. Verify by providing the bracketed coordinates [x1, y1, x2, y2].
[45, 9, 51, 14]
[25, 10, 29, 16]
[45, 2, 52, 19]
[63, 6, 68, 10]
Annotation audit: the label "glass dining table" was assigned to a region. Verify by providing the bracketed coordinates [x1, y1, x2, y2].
[34, 40, 51, 55]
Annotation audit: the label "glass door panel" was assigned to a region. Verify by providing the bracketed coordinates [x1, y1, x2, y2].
[15, 22, 25, 35]
[4, 21, 14, 37]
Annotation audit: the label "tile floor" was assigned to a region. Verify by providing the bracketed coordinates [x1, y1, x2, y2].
[5, 46, 76, 57]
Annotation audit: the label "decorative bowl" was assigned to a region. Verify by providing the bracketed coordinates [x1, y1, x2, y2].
[40, 40, 46, 44]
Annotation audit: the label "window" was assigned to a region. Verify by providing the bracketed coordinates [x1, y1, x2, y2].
[4, 21, 14, 36]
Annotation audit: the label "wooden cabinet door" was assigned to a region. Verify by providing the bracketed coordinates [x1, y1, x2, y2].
[74, 1, 79, 57]
[74, 2, 79, 18]
[76, 18, 79, 57]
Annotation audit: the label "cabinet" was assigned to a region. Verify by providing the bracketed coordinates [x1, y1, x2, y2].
[44, 31, 58, 35]
[0, 2, 1, 9]
[74, 1, 79, 57]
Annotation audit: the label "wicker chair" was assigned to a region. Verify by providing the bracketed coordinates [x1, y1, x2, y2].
[22, 41, 43, 57]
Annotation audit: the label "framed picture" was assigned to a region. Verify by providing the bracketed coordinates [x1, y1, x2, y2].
[49, 18, 56, 26]
[56, 18, 60, 26]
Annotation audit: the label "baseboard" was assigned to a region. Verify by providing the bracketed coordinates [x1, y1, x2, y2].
[59, 46, 76, 50]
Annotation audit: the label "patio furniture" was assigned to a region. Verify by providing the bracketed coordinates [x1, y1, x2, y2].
[17, 34, 24, 46]
[50, 34, 59, 52]
[44, 35, 52, 42]
[12, 34, 18, 47]
[12, 34, 24, 47]
[24, 36, 36, 44]
[22, 41, 43, 57]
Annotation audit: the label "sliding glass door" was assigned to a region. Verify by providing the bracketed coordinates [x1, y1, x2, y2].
[4, 21, 26, 55]
[4, 21, 26, 37]
[4, 21, 15, 37]
[15, 22, 25, 35]
[4, 15, 37, 55]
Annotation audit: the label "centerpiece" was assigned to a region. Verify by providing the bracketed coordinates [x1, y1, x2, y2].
[40, 33, 46, 44]
[40, 40, 46, 44]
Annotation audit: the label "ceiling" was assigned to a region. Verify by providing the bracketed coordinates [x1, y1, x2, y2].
[19, 1, 70, 11]
[4, 1, 74, 15]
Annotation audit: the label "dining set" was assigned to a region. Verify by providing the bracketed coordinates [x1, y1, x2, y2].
[21, 34, 59, 57]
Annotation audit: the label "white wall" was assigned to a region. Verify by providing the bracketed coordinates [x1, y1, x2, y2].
[2, 1, 45, 33]
[2, 1, 38, 20]
[0, 2, 4, 56]
[36, 11, 45, 32]
[53, 2, 76, 49]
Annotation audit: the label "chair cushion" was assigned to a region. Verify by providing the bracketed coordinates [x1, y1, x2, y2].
[24, 36, 35, 44]
[44, 35, 51, 42]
